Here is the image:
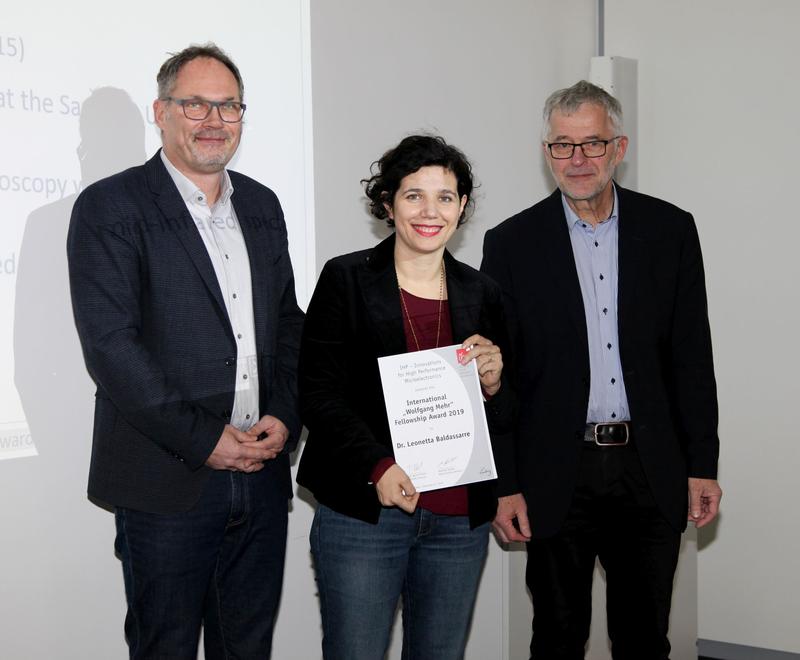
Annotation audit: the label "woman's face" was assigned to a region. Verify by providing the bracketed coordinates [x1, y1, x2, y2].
[386, 166, 467, 259]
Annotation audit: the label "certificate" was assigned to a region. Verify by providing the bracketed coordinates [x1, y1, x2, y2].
[377, 344, 496, 492]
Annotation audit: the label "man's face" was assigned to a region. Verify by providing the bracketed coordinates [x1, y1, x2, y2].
[543, 102, 627, 204]
[154, 57, 242, 178]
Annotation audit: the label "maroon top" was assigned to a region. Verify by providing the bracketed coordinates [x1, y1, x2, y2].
[370, 289, 468, 515]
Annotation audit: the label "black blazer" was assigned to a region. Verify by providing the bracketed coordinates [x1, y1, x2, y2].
[482, 185, 719, 538]
[296, 234, 515, 527]
[67, 152, 303, 513]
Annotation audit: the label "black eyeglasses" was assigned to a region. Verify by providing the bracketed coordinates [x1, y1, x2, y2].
[546, 137, 621, 159]
[165, 97, 246, 123]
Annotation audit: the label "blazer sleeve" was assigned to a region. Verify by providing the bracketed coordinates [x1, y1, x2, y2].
[298, 260, 393, 483]
[671, 213, 719, 478]
[67, 185, 224, 470]
[481, 230, 522, 496]
[263, 201, 304, 450]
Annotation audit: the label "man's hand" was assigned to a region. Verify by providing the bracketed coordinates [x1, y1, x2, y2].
[375, 464, 419, 514]
[492, 493, 532, 543]
[205, 424, 278, 472]
[688, 477, 722, 528]
[246, 415, 290, 455]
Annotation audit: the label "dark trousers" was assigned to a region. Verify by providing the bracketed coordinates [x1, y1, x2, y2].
[114, 467, 288, 659]
[526, 442, 681, 660]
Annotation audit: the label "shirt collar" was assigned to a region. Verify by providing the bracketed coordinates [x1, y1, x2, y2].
[562, 183, 619, 231]
[160, 150, 234, 206]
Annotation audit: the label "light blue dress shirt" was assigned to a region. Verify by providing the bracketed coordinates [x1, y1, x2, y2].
[562, 186, 631, 423]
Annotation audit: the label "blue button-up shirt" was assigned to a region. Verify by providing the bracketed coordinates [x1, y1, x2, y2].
[563, 187, 630, 423]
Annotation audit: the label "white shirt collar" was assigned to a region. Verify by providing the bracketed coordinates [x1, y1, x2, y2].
[160, 149, 234, 206]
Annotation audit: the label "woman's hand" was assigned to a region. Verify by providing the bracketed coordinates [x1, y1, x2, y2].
[375, 464, 419, 513]
[459, 334, 504, 397]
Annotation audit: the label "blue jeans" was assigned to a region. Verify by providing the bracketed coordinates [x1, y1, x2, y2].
[114, 468, 288, 659]
[310, 504, 489, 660]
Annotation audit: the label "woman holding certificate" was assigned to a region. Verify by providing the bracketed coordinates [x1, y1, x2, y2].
[297, 135, 514, 660]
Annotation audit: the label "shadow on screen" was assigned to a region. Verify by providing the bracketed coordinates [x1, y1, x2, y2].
[3, 86, 146, 657]
[13, 85, 146, 470]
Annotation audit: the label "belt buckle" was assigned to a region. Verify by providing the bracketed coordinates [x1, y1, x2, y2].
[593, 422, 629, 446]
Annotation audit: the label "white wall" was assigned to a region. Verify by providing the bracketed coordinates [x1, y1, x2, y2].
[310, 0, 597, 270]
[604, 0, 800, 653]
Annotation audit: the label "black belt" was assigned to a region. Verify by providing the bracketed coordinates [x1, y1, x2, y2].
[584, 422, 630, 446]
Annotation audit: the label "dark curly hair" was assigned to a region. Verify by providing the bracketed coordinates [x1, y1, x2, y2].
[362, 135, 475, 226]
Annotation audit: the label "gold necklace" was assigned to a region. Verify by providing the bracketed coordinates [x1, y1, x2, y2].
[397, 261, 446, 351]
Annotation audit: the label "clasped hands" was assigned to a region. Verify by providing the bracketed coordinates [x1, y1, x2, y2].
[205, 415, 289, 473]
[376, 334, 504, 513]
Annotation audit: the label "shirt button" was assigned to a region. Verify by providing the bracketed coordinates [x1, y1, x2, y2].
[232, 293, 238, 299]
[246, 414, 251, 420]
[243, 374, 248, 380]
[599, 274, 604, 280]
[237, 333, 243, 339]
[607, 343, 612, 349]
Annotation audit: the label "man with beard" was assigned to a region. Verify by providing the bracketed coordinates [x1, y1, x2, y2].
[67, 44, 303, 658]
[482, 80, 721, 659]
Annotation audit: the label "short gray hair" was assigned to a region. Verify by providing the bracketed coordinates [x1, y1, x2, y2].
[542, 80, 622, 141]
[156, 43, 244, 101]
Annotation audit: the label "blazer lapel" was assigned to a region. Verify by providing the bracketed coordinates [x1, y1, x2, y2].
[145, 153, 231, 327]
[615, 185, 646, 346]
[445, 251, 481, 342]
[233, 188, 270, 352]
[357, 234, 410, 357]
[540, 190, 589, 348]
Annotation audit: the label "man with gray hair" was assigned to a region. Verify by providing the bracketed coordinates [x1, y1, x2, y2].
[482, 80, 721, 658]
[68, 43, 303, 658]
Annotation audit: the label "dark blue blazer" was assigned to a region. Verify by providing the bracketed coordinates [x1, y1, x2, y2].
[68, 152, 303, 513]
[482, 185, 719, 538]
